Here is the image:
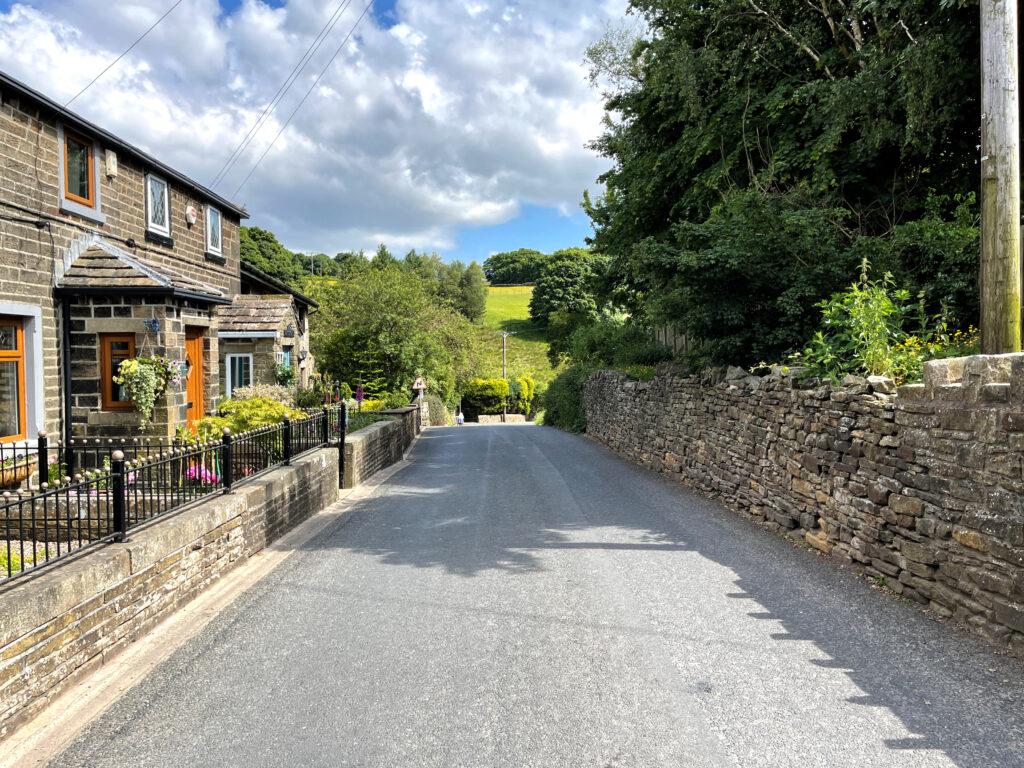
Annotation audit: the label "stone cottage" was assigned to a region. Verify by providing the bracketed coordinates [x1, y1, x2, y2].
[0, 70, 248, 446]
[217, 263, 318, 396]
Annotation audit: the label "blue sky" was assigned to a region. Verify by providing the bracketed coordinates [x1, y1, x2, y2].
[446, 204, 592, 263]
[0, 0, 619, 261]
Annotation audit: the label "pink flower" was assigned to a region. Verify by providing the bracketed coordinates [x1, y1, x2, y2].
[185, 465, 219, 484]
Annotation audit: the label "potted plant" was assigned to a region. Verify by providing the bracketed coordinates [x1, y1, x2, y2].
[0, 452, 34, 488]
[113, 356, 182, 425]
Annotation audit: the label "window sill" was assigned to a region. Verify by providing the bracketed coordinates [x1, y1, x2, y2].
[204, 251, 226, 265]
[145, 230, 174, 248]
[59, 200, 107, 226]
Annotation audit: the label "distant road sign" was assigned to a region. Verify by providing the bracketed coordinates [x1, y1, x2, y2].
[412, 376, 427, 390]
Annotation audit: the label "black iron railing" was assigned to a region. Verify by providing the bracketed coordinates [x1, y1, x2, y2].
[1, 405, 350, 582]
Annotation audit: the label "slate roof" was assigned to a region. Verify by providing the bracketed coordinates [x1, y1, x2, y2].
[0, 70, 247, 218]
[217, 294, 293, 335]
[55, 242, 229, 304]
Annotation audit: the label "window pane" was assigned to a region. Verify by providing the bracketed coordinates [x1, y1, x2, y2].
[230, 357, 251, 393]
[0, 323, 18, 351]
[110, 341, 131, 353]
[148, 177, 167, 229]
[208, 209, 221, 250]
[66, 137, 91, 201]
[0, 361, 22, 438]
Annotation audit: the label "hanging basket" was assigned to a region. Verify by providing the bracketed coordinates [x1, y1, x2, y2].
[0, 460, 32, 488]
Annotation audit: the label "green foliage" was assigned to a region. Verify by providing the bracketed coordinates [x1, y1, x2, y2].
[308, 267, 479, 405]
[293, 387, 326, 409]
[424, 393, 451, 425]
[458, 262, 488, 323]
[529, 251, 607, 326]
[348, 411, 388, 433]
[793, 263, 980, 384]
[462, 378, 510, 414]
[625, 364, 656, 382]
[113, 356, 180, 425]
[483, 249, 547, 283]
[381, 391, 414, 409]
[194, 396, 306, 442]
[509, 376, 535, 415]
[541, 317, 672, 432]
[274, 364, 295, 387]
[585, 0, 980, 364]
[373, 243, 398, 270]
[543, 364, 598, 433]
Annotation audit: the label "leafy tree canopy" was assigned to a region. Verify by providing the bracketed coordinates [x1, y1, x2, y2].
[585, 0, 980, 365]
[483, 249, 548, 284]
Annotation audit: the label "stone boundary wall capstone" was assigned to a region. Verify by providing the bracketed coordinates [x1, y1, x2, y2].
[583, 355, 1024, 655]
[343, 406, 420, 489]
[0, 448, 339, 739]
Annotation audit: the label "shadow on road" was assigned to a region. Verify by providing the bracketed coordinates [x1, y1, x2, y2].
[301, 424, 1024, 768]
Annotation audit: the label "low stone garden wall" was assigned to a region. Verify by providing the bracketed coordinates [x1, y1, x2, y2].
[583, 354, 1024, 655]
[1, 449, 336, 739]
[0, 406, 424, 741]
[343, 406, 420, 489]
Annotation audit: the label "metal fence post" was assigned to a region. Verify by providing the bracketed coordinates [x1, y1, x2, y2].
[338, 405, 348, 489]
[321, 405, 330, 446]
[283, 416, 292, 466]
[222, 428, 233, 492]
[37, 430, 48, 486]
[111, 450, 127, 541]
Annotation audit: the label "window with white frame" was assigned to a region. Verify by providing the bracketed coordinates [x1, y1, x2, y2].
[205, 205, 222, 256]
[145, 174, 171, 237]
[226, 354, 252, 398]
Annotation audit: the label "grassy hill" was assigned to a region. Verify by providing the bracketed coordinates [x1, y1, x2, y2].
[474, 286, 559, 390]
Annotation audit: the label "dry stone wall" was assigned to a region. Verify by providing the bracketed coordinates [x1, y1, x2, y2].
[584, 354, 1024, 654]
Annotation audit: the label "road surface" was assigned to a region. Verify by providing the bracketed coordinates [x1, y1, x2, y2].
[49, 425, 1024, 767]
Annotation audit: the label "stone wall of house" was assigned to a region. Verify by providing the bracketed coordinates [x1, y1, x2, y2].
[0, 80, 241, 442]
[69, 297, 220, 438]
[583, 355, 1024, 655]
[343, 407, 420, 489]
[0, 447, 339, 739]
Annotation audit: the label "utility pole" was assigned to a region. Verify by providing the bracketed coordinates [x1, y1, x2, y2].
[980, 0, 1021, 353]
[495, 331, 516, 422]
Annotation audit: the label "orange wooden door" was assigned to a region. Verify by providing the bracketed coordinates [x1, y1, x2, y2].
[185, 330, 204, 428]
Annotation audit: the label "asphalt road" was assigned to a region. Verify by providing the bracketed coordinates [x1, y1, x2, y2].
[50, 425, 1024, 768]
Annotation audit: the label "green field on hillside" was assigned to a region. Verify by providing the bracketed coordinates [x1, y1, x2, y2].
[475, 286, 559, 389]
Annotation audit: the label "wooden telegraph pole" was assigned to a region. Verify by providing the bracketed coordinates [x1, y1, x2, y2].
[980, 0, 1022, 353]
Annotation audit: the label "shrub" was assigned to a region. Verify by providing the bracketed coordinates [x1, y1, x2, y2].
[275, 364, 295, 386]
[424, 393, 450, 425]
[382, 391, 414, 409]
[232, 383, 294, 405]
[625, 364, 656, 382]
[194, 396, 306, 441]
[293, 387, 325, 409]
[510, 376, 535, 415]
[792, 261, 980, 384]
[358, 398, 386, 412]
[462, 378, 510, 414]
[543, 365, 597, 433]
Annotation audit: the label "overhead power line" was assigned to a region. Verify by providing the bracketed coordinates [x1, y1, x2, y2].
[231, 0, 375, 199]
[210, 0, 355, 189]
[64, 0, 185, 109]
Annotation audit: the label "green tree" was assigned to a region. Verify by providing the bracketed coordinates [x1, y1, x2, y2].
[373, 243, 398, 270]
[308, 267, 478, 404]
[528, 251, 606, 326]
[458, 261, 488, 322]
[482, 249, 547, 283]
[585, 0, 980, 363]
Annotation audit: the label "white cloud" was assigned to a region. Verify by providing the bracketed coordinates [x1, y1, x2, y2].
[0, 0, 624, 254]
